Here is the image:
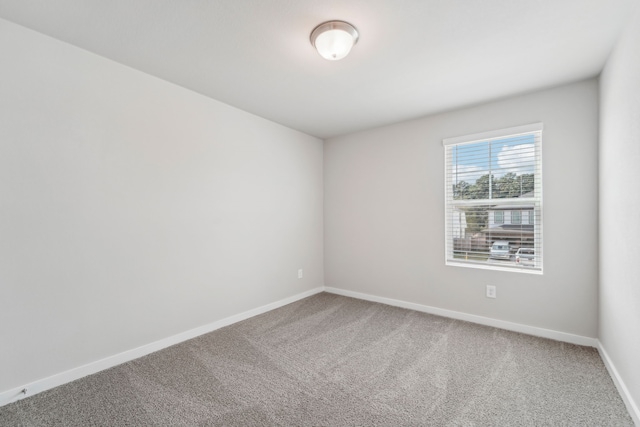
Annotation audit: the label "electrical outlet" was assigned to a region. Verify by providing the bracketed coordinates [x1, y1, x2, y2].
[486, 285, 497, 298]
[298, 269, 303, 279]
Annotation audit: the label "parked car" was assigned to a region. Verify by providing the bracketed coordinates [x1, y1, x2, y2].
[489, 240, 511, 260]
[515, 248, 535, 266]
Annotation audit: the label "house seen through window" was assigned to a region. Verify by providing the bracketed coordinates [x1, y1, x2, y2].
[443, 123, 543, 273]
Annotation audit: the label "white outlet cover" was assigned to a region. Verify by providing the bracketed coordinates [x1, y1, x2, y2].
[486, 285, 497, 298]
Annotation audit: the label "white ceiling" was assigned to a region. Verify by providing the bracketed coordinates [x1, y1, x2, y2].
[0, 0, 636, 139]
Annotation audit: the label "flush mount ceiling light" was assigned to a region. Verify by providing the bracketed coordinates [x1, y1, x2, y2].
[310, 20, 359, 60]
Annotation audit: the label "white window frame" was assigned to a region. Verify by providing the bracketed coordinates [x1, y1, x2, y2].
[443, 123, 543, 274]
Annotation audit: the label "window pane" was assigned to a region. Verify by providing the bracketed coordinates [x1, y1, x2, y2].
[447, 204, 539, 265]
[451, 135, 536, 201]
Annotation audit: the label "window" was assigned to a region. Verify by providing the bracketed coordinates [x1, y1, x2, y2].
[511, 210, 522, 224]
[444, 123, 543, 273]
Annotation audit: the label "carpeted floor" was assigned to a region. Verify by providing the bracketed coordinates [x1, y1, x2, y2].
[0, 292, 633, 426]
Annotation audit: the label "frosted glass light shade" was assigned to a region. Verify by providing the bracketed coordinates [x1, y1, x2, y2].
[310, 21, 359, 60]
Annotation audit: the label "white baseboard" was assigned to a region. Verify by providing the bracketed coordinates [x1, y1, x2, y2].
[598, 342, 640, 426]
[0, 286, 324, 408]
[324, 287, 598, 347]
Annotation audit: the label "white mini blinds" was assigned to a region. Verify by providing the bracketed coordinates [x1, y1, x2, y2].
[443, 123, 543, 273]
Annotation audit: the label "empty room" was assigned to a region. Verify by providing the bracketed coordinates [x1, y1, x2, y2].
[1, 0, 639, 425]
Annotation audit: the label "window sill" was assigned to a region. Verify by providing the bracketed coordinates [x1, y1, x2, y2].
[446, 260, 543, 275]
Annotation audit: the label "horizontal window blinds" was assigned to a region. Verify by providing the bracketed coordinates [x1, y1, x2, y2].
[443, 123, 543, 273]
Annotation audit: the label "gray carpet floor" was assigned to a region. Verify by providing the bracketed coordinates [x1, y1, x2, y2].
[0, 292, 633, 426]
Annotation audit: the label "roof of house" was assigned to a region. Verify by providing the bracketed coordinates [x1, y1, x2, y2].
[487, 191, 535, 210]
[483, 224, 534, 234]
[488, 205, 534, 210]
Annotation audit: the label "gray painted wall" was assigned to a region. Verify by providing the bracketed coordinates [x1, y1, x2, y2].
[599, 5, 640, 416]
[0, 19, 324, 393]
[325, 79, 599, 338]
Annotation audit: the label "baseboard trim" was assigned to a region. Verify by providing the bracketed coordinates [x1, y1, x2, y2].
[324, 287, 598, 347]
[598, 342, 640, 426]
[0, 286, 324, 408]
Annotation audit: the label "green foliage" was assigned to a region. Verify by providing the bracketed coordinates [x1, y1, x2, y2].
[453, 173, 534, 200]
[462, 206, 488, 234]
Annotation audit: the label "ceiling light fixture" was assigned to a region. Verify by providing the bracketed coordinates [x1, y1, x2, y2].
[310, 20, 359, 61]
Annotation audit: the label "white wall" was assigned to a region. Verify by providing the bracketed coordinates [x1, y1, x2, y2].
[325, 79, 599, 338]
[599, 4, 640, 419]
[0, 19, 323, 394]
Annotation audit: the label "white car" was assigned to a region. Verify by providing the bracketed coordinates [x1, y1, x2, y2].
[515, 248, 535, 266]
[489, 241, 511, 260]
